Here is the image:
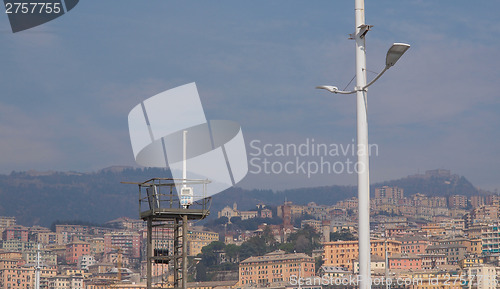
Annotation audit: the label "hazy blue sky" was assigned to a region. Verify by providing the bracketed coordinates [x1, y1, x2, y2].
[1, 1, 499, 192]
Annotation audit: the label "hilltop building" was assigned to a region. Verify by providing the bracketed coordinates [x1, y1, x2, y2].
[218, 203, 259, 221]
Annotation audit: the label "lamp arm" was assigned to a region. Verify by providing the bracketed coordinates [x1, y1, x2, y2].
[334, 90, 357, 95]
[363, 66, 389, 90]
[320, 66, 390, 94]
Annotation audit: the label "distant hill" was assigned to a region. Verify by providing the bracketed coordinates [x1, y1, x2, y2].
[0, 168, 486, 227]
[0, 167, 168, 227]
[374, 169, 481, 197]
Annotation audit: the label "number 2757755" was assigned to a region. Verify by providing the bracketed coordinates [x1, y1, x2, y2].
[5, 2, 62, 14]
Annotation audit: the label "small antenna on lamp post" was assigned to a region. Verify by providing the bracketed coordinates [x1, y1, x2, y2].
[183, 130, 187, 189]
[180, 130, 194, 208]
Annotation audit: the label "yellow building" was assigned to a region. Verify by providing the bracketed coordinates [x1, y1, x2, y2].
[0, 251, 22, 261]
[187, 228, 219, 256]
[239, 250, 315, 286]
[323, 239, 401, 271]
[331, 224, 355, 233]
[459, 257, 484, 269]
[0, 266, 57, 289]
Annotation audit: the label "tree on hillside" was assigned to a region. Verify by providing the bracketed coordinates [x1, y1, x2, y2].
[200, 241, 225, 267]
[224, 244, 240, 263]
[229, 216, 242, 224]
[195, 262, 208, 281]
[279, 225, 321, 255]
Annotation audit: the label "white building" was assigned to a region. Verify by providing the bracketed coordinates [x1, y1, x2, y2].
[464, 264, 498, 289]
[77, 254, 95, 271]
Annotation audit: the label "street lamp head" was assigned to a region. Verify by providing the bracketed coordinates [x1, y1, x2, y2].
[315, 85, 339, 93]
[385, 43, 410, 67]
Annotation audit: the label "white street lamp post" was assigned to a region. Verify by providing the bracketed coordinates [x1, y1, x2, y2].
[316, 1, 409, 289]
[354, 1, 371, 288]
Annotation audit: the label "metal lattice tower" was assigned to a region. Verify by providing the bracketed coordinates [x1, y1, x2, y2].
[123, 178, 210, 289]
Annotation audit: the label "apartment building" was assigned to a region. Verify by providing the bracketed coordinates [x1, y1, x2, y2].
[421, 223, 445, 236]
[0, 216, 16, 235]
[470, 196, 485, 209]
[400, 271, 463, 289]
[481, 222, 500, 255]
[388, 253, 422, 270]
[106, 217, 146, 231]
[0, 216, 16, 228]
[1, 240, 37, 252]
[55, 225, 90, 235]
[397, 235, 429, 255]
[104, 231, 141, 259]
[323, 239, 401, 271]
[418, 253, 447, 270]
[425, 243, 467, 264]
[22, 250, 57, 266]
[35, 231, 65, 245]
[2, 225, 29, 242]
[0, 254, 57, 289]
[239, 250, 314, 286]
[187, 227, 219, 256]
[470, 239, 482, 255]
[448, 195, 468, 209]
[352, 254, 386, 274]
[65, 240, 90, 264]
[48, 274, 84, 289]
[459, 257, 484, 269]
[374, 186, 404, 204]
[78, 255, 96, 270]
[433, 237, 471, 252]
[463, 264, 498, 289]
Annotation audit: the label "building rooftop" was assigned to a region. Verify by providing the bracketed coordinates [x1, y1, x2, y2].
[396, 235, 429, 243]
[389, 253, 422, 260]
[426, 243, 467, 250]
[240, 250, 312, 264]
